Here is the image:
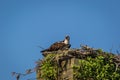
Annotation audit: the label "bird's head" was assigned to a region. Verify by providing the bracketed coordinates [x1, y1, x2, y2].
[64, 35, 70, 44]
[65, 35, 70, 40]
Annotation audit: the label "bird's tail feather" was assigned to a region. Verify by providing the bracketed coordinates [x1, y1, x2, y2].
[41, 49, 49, 52]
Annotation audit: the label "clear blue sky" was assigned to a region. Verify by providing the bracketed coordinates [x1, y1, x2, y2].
[0, 0, 120, 80]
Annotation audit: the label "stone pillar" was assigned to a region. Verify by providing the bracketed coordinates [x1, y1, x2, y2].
[59, 57, 79, 80]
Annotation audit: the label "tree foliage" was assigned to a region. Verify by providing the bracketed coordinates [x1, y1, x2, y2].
[39, 54, 58, 80]
[37, 48, 120, 80]
[73, 52, 120, 80]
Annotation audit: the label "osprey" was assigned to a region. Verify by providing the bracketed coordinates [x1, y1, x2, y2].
[41, 35, 71, 52]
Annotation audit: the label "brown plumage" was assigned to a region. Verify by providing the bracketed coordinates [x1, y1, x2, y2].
[41, 35, 71, 52]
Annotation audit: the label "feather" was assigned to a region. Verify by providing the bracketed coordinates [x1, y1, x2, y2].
[41, 35, 71, 52]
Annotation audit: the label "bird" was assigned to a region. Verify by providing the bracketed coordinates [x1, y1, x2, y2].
[41, 35, 71, 52]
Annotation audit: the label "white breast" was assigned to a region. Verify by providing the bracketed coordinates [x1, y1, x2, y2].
[64, 39, 69, 44]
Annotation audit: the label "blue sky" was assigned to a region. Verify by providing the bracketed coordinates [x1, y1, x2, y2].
[0, 0, 120, 80]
